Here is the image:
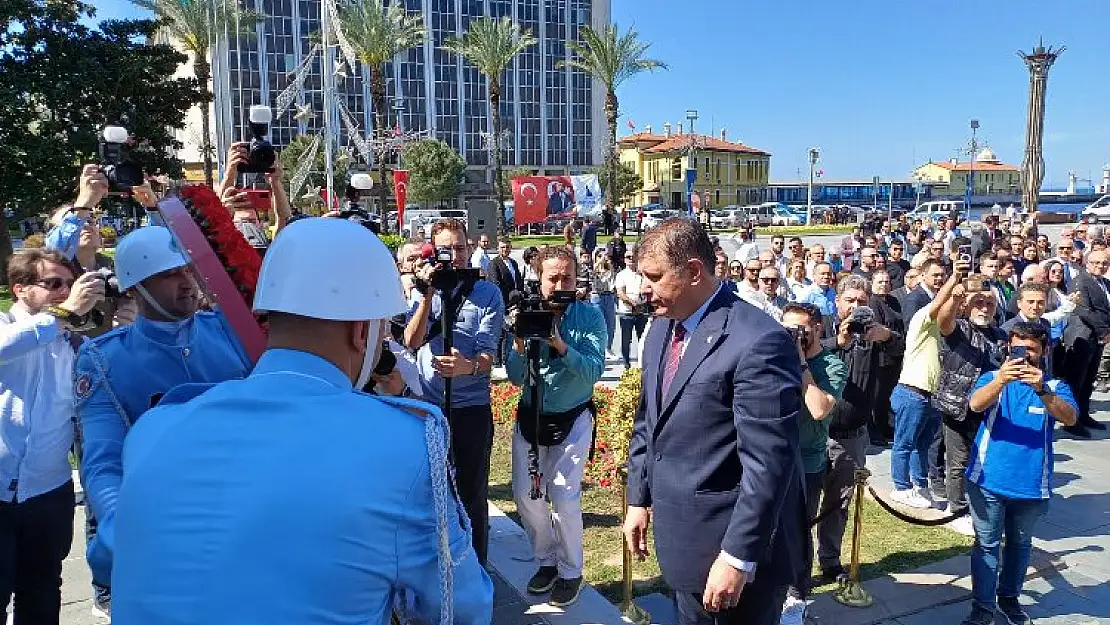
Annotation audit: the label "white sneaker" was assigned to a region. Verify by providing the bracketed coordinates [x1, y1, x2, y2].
[779, 596, 807, 625]
[890, 487, 933, 509]
[948, 514, 976, 537]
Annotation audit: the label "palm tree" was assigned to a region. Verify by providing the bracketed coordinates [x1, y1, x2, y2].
[339, 0, 425, 219]
[132, 0, 261, 187]
[562, 24, 666, 232]
[442, 17, 537, 233]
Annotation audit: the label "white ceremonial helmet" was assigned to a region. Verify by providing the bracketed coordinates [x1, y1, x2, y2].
[114, 226, 189, 291]
[253, 218, 407, 388]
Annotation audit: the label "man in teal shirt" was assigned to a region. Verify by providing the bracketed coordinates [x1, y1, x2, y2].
[506, 246, 607, 608]
[780, 302, 848, 625]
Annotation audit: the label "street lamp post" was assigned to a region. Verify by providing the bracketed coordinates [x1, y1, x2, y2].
[685, 109, 699, 217]
[394, 98, 406, 169]
[807, 147, 820, 226]
[966, 119, 979, 223]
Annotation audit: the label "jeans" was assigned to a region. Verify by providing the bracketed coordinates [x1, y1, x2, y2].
[595, 292, 617, 351]
[943, 414, 980, 515]
[0, 482, 75, 625]
[890, 384, 941, 490]
[618, 314, 648, 367]
[967, 482, 1047, 612]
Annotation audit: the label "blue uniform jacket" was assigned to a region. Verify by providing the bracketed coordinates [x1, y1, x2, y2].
[111, 349, 493, 625]
[75, 312, 251, 584]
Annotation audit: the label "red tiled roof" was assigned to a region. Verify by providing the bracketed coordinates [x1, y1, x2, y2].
[641, 134, 770, 156]
[618, 133, 669, 144]
[928, 161, 1020, 172]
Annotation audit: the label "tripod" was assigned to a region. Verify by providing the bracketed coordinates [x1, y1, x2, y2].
[523, 338, 546, 500]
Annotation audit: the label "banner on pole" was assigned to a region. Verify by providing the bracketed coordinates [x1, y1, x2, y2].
[393, 170, 408, 231]
[510, 174, 603, 224]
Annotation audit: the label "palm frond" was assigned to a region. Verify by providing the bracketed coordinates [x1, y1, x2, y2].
[130, 0, 261, 56]
[338, 0, 426, 69]
[441, 16, 537, 82]
[561, 24, 666, 90]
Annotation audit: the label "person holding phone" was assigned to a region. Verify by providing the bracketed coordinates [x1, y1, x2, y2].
[960, 322, 1077, 625]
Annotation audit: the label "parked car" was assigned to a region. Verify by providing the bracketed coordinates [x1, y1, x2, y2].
[641, 209, 679, 230]
[710, 210, 735, 230]
[772, 206, 803, 226]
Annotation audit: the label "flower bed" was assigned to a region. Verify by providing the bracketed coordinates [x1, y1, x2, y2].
[491, 368, 643, 489]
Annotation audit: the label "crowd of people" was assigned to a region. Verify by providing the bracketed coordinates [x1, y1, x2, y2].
[0, 158, 1105, 625]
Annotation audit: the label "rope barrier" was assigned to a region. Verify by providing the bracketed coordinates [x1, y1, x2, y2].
[867, 485, 970, 526]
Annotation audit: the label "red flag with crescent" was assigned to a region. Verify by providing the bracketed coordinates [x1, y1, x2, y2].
[511, 175, 576, 224]
[394, 170, 409, 231]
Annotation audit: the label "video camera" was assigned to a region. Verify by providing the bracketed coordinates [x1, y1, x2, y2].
[99, 126, 144, 193]
[847, 305, 876, 336]
[238, 105, 276, 175]
[509, 279, 576, 340]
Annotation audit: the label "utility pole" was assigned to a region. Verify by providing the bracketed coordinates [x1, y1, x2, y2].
[807, 147, 819, 226]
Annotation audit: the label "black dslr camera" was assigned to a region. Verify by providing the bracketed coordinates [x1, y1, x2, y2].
[238, 105, 276, 174]
[99, 126, 144, 193]
[428, 246, 480, 292]
[512, 279, 576, 340]
[787, 324, 810, 346]
[93, 267, 123, 299]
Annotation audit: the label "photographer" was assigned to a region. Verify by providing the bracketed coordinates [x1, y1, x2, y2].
[76, 227, 253, 597]
[815, 274, 897, 582]
[933, 277, 1006, 536]
[889, 255, 967, 509]
[505, 246, 606, 607]
[1, 250, 104, 624]
[779, 303, 847, 623]
[404, 219, 504, 564]
[217, 142, 293, 252]
[960, 323, 1077, 625]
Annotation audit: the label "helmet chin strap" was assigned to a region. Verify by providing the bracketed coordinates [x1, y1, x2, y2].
[354, 320, 383, 391]
[134, 284, 186, 322]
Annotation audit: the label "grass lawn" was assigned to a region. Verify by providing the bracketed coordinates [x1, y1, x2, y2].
[488, 415, 971, 604]
[1, 286, 10, 312]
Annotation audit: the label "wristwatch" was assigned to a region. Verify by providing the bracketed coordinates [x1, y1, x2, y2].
[45, 305, 86, 328]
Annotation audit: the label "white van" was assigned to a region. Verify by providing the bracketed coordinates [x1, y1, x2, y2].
[904, 200, 964, 224]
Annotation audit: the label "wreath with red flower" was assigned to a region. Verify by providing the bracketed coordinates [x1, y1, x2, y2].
[179, 185, 263, 306]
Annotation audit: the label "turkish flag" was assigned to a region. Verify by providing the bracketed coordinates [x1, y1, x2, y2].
[393, 170, 408, 231]
[511, 176, 549, 225]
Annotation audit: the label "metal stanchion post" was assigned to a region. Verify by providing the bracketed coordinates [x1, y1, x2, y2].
[835, 468, 874, 608]
[619, 466, 652, 625]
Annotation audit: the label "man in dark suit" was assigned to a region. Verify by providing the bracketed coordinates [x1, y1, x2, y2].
[624, 219, 805, 625]
[487, 237, 523, 365]
[901, 259, 946, 323]
[1059, 250, 1110, 437]
[546, 182, 571, 216]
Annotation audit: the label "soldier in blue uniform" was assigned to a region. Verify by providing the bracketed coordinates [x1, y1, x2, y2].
[109, 217, 493, 624]
[75, 226, 252, 599]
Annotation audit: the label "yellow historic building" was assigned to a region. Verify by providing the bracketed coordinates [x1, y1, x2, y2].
[618, 126, 772, 210]
[913, 148, 1021, 196]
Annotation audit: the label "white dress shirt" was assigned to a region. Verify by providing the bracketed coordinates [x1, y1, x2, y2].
[0, 304, 76, 502]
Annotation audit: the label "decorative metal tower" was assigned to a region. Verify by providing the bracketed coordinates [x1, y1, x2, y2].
[1018, 41, 1064, 213]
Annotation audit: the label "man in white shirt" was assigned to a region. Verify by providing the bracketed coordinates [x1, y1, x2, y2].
[470, 233, 493, 276]
[614, 249, 648, 368]
[733, 229, 760, 263]
[1, 249, 104, 624]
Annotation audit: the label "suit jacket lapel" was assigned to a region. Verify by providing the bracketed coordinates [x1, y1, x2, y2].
[656, 289, 733, 427]
[641, 317, 668, 419]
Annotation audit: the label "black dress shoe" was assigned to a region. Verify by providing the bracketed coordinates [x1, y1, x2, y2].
[1063, 424, 1091, 438]
[1079, 415, 1107, 431]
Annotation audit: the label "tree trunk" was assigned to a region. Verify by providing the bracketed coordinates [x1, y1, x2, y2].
[489, 78, 506, 234]
[605, 89, 620, 234]
[195, 54, 215, 188]
[0, 215, 13, 284]
[370, 65, 390, 222]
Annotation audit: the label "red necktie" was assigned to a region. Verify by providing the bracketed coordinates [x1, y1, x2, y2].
[662, 322, 686, 398]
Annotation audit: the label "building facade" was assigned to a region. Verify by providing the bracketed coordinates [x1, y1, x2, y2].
[913, 148, 1021, 197]
[768, 180, 929, 209]
[181, 0, 610, 184]
[618, 126, 772, 211]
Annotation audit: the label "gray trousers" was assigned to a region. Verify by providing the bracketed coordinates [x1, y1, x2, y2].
[943, 413, 979, 515]
[817, 427, 869, 570]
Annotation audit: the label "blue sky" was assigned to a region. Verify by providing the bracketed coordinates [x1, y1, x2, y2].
[91, 0, 1109, 185]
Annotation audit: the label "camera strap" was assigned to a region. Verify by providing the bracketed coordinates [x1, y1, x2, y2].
[420, 280, 475, 349]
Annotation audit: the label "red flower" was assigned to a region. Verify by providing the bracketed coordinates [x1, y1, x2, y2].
[179, 185, 263, 309]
